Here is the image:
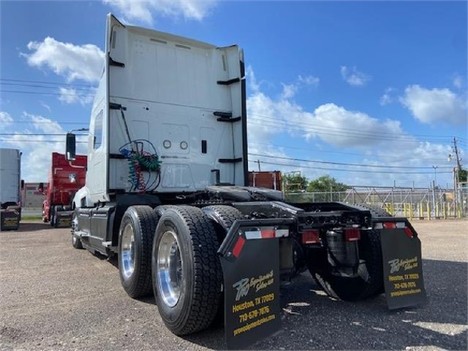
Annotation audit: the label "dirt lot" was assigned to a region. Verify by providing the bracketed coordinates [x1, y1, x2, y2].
[0, 220, 467, 350]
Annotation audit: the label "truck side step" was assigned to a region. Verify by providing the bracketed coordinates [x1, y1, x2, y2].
[102, 241, 113, 248]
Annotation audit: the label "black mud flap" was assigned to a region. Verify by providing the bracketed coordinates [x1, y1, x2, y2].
[0, 210, 20, 231]
[55, 212, 73, 227]
[219, 221, 284, 350]
[380, 224, 427, 309]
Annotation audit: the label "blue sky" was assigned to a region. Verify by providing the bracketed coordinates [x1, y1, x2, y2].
[0, 0, 466, 189]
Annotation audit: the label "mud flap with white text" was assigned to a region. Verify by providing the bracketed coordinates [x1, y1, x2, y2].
[219, 237, 281, 350]
[381, 228, 426, 309]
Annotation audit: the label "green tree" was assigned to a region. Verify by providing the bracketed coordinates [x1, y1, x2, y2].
[283, 173, 308, 192]
[307, 175, 350, 192]
[458, 169, 467, 183]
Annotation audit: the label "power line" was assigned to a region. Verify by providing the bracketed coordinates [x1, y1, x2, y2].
[0, 78, 94, 88]
[0, 133, 87, 136]
[6, 121, 87, 125]
[248, 116, 457, 144]
[252, 159, 453, 175]
[249, 153, 453, 170]
[0, 139, 87, 143]
[0, 90, 94, 98]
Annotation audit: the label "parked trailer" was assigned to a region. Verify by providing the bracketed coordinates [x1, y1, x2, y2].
[0, 148, 21, 231]
[67, 15, 426, 349]
[41, 152, 87, 227]
[249, 170, 282, 190]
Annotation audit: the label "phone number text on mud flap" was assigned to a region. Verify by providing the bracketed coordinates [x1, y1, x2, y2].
[232, 293, 275, 322]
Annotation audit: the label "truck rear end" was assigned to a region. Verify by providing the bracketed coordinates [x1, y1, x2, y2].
[66, 14, 426, 349]
[0, 148, 21, 231]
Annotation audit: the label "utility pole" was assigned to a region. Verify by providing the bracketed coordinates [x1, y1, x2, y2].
[257, 159, 261, 171]
[452, 137, 462, 171]
[449, 137, 463, 216]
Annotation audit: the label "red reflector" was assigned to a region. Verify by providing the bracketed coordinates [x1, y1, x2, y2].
[302, 229, 320, 244]
[232, 236, 245, 258]
[345, 228, 361, 241]
[404, 227, 414, 238]
[383, 222, 397, 229]
[261, 229, 275, 238]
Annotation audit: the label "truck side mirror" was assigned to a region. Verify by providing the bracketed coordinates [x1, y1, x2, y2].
[66, 133, 76, 161]
[38, 182, 44, 193]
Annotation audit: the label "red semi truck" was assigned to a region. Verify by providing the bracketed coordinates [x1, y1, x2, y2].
[42, 152, 86, 227]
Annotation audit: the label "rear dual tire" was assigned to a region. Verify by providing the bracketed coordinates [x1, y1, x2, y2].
[152, 206, 223, 335]
[118, 206, 159, 298]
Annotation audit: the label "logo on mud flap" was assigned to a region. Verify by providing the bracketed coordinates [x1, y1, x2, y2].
[388, 257, 418, 273]
[232, 270, 274, 301]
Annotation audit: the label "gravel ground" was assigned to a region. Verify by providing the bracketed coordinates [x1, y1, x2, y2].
[0, 220, 466, 350]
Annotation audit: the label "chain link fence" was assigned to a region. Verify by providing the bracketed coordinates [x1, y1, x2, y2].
[285, 185, 468, 219]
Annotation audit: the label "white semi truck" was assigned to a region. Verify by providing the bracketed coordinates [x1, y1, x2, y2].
[0, 148, 22, 231]
[66, 14, 426, 349]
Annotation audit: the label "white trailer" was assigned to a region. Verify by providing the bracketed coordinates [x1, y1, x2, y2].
[0, 148, 21, 230]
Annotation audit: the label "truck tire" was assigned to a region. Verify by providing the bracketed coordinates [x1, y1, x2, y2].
[202, 205, 243, 325]
[53, 206, 63, 228]
[71, 213, 83, 250]
[118, 206, 158, 298]
[202, 205, 243, 240]
[309, 229, 384, 301]
[152, 206, 222, 335]
[50, 206, 56, 227]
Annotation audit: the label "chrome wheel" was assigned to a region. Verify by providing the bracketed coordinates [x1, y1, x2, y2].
[121, 223, 135, 279]
[157, 230, 183, 307]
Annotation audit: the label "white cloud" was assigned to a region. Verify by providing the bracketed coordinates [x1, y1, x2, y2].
[280, 75, 320, 99]
[281, 83, 298, 99]
[103, 0, 218, 25]
[380, 87, 396, 106]
[298, 75, 320, 87]
[58, 87, 95, 105]
[401, 85, 467, 125]
[23, 37, 104, 83]
[340, 66, 371, 87]
[245, 67, 458, 187]
[307, 103, 404, 148]
[3, 113, 87, 181]
[0, 111, 13, 128]
[453, 74, 464, 89]
[40, 102, 51, 112]
[59, 88, 80, 104]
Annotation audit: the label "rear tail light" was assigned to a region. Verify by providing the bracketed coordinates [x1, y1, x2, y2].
[302, 229, 320, 244]
[344, 228, 361, 241]
[404, 227, 414, 238]
[375, 221, 415, 238]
